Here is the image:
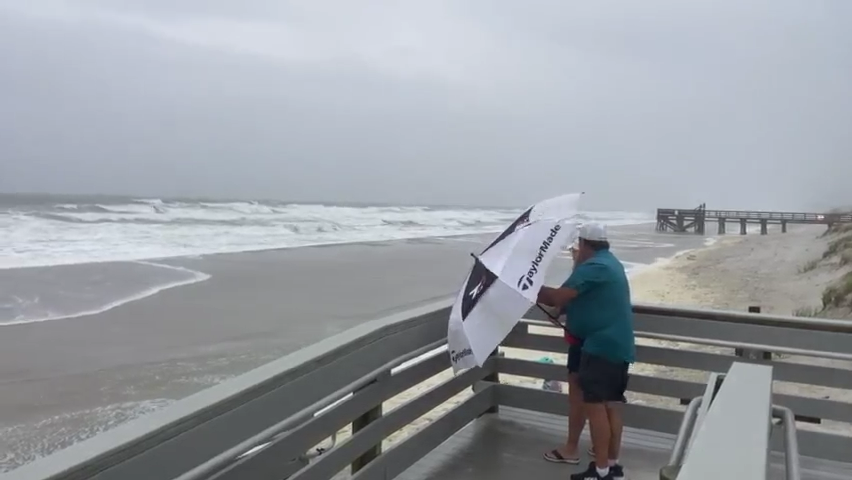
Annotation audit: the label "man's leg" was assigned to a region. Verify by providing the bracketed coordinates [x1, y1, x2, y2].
[566, 372, 586, 455]
[585, 401, 610, 470]
[605, 403, 623, 463]
[576, 354, 611, 477]
[606, 362, 630, 473]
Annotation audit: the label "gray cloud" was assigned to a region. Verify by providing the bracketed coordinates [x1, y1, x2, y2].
[1, 0, 850, 211]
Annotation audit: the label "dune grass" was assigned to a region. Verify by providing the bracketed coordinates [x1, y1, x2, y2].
[813, 219, 852, 313]
[792, 306, 821, 317]
[799, 258, 821, 273]
[822, 271, 852, 309]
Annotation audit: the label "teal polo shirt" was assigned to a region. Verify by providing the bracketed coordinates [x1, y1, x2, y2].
[561, 249, 635, 363]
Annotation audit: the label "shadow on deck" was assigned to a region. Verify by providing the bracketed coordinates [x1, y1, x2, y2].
[399, 408, 852, 480]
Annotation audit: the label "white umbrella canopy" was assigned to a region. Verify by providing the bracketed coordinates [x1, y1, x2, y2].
[447, 193, 581, 373]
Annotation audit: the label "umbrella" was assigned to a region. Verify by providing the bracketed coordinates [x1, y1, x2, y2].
[447, 193, 581, 373]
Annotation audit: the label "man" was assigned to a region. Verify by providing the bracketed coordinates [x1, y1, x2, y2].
[537, 222, 635, 480]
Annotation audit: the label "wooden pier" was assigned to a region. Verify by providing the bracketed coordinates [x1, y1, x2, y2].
[656, 204, 852, 235]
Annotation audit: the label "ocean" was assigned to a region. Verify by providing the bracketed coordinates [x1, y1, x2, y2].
[0, 193, 654, 326]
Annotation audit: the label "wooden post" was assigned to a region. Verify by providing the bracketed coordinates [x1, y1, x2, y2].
[350, 376, 385, 474]
[739, 219, 747, 235]
[717, 218, 726, 234]
[781, 220, 787, 233]
[734, 307, 772, 360]
[760, 219, 768, 235]
[482, 348, 501, 414]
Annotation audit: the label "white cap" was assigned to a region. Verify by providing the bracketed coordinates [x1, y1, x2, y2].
[578, 222, 607, 242]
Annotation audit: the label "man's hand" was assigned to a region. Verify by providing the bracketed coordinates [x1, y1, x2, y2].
[537, 286, 579, 310]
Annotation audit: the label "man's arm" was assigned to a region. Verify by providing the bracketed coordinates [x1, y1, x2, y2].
[537, 261, 608, 309]
[537, 286, 579, 310]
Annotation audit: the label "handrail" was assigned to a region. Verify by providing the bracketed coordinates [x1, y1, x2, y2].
[667, 397, 703, 466]
[521, 317, 852, 360]
[633, 303, 852, 334]
[773, 406, 801, 480]
[636, 331, 852, 362]
[173, 339, 448, 480]
[523, 302, 852, 334]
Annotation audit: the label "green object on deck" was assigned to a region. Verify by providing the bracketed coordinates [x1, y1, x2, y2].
[538, 356, 554, 364]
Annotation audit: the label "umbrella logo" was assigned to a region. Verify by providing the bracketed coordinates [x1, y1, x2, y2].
[461, 258, 497, 321]
[450, 348, 473, 363]
[469, 279, 486, 299]
[516, 224, 562, 292]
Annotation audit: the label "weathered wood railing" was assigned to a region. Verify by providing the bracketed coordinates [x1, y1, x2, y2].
[3, 302, 852, 480]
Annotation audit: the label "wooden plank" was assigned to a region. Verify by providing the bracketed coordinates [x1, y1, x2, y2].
[496, 357, 706, 400]
[210, 353, 452, 480]
[773, 429, 852, 466]
[633, 312, 852, 355]
[398, 408, 680, 480]
[350, 390, 494, 480]
[497, 357, 852, 424]
[495, 384, 685, 435]
[287, 363, 491, 480]
[635, 344, 852, 390]
[502, 330, 852, 390]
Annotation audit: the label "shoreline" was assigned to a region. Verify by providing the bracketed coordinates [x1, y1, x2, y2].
[0, 222, 670, 328]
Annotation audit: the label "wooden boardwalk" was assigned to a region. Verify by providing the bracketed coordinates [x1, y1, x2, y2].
[656, 204, 852, 235]
[397, 408, 852, 480]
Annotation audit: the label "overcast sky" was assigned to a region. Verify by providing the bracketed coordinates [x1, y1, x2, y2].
[0, 1, 850, 211]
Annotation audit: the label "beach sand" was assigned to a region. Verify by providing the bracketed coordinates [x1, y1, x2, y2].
[629, 224, 842, 315]
[0, 224, 702, 471]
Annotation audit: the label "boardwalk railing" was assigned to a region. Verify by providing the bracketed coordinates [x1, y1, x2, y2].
[4, 302, 852, 480]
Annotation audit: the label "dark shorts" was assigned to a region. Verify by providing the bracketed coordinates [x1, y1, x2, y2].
[567, 343, 583, 374]
[577, 352, 630, 404]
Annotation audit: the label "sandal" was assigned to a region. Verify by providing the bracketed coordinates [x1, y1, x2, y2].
[543, 449, 581, 465]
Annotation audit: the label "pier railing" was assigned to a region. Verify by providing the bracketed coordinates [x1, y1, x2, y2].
[657, 209, 852, 223]
[4, 302, 852, 480]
